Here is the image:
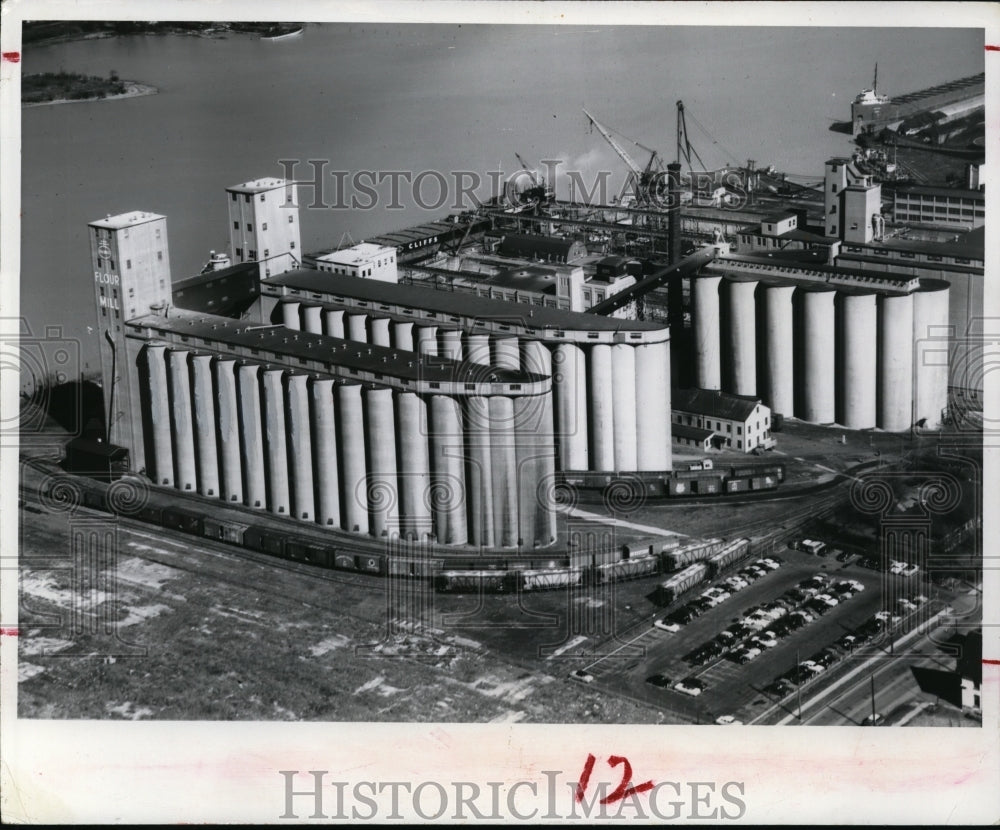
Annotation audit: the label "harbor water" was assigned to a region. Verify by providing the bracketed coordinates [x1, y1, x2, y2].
[20, 24, 983, 369]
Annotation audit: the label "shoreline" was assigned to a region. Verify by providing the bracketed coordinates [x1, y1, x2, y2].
[22, 81, 159, 108]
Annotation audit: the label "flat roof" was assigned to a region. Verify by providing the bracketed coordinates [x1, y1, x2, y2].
[128, 310, 548, 392]
[227, 178, 294, 194]
[264, 269, 666, 334]
[317, 243, 395, 264]
[762, 211, 797, 224]
[895, 185, 985, 201]
[89, 211, 165, 230]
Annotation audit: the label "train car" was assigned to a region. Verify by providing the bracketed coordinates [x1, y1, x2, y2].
[435, 570, 512, 594]
[354, 553, 386, 575]
[725, 477, 750, 493]
[706, 539, 752, 577]
[82, 488, 107, 512]
[597, 554, 660, 583]
[520, 567, 584, 592]
[243, 525, 285, 557]
[135, 503, 164, 525]
[692, 476, 723, 495]
[333, 552, 358, 572]
[654, 562, 709, 605]
[659, 538, 725, 571]
[285, 540, 331, 567]
[202, 517, 248, 545]
[161, 506, 204, 535]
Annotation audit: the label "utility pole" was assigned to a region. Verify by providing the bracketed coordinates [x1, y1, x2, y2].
[870, 674, 878, 724]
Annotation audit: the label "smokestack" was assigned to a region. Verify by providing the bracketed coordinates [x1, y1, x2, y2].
[667, 162, 682, 266]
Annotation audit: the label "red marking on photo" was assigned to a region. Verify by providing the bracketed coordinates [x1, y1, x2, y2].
[2, 52, 21, 63]
[983, 658, 1000, 666]
[986, 45, 1000, 51]
[0, 627, 19, 637]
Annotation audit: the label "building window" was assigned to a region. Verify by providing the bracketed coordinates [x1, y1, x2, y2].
[726, 424, 732, 433]
[249, 251, 256, 259]
[231, 193, 237, 202]
[831, 183, 837, 193]
[290, 241, 296, 249]
[246, 223, 252, 232]
[260, 194, 266, 202]
[289, 215, 294, 223]
[829, 205, 837, 214]
[234, 221, 239, 230]
[157, 251, 163, 261]
[236, 248, 242, 257]
[262, 222, 268, 231]
[737, 426, 742, 435]
[244, 194, 250, 203]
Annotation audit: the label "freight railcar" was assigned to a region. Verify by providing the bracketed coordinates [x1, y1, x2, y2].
[595, 553, 661, 582]
[654, 562, 709, 605]
[705, 539, 752, 577]
[435, 570, 515, 594]
[520, 567, 585, 591]
[659, 538, 729, 571]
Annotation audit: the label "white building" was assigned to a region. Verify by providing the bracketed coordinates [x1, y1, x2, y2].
[315, 243, 398, 283]
[226, 178, 301, 277]
[671, 387, 774, 453]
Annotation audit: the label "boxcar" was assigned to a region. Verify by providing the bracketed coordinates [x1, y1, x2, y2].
[333, 553, 358, 572]
[693, 476, 723, 495]
[354, 554, 385, 575]
[435, 571, 511, 594]
[82, 489, 107, 512]
[202, 517, 248, 545]
[135, 504, 164, 525]
[285, 541, 330, 567]
[161, 506, 203, 534]
[244, 525, 285, 557]
[726, 478, 750, 493]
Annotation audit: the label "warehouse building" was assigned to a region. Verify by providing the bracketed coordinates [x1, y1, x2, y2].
[671, 388, 774, 453]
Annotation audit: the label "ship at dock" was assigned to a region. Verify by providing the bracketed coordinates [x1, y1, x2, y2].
[850, 65, 985, 137]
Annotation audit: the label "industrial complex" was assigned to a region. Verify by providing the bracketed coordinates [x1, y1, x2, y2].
[28, 63, 981, 731]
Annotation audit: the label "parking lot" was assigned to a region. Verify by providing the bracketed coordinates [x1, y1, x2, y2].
[579, 544, 935, 722]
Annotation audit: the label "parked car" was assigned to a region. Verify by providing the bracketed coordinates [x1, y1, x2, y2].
[752, 632, 779, 649]
[836, 550, 856, 563]
[737, 647, 763, 664]
[836, 634, 859, 650]
[570, 670, 594, 684]
[654, 617, 683, 632]
[674, 678, 707, 697]
[765, 678, 795, 697]
[715, 715, 743, 725]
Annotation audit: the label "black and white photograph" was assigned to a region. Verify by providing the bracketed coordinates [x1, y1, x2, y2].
[2, 0, 997, 823]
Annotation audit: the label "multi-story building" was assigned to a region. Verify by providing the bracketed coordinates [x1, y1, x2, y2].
[891, 185, 985, 230]
[671, 388, 773, 453]
[226, 177, 301, 276]
[88, 211, 172, 448]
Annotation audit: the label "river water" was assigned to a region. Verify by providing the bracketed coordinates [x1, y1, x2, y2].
[20, 23, 983, 369]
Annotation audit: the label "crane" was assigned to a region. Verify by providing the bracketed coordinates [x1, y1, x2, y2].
[583, 108, 666, 204]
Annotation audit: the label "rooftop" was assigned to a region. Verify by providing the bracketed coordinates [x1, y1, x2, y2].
[264, 269, 667, 335]
[673, 387, 762, 423]
[128, 310, 547, 392]
[895, 184, 985, 201]
[88, 211, 165, 230]
[673, 424, 715, 441]
[227, 178, 295, 194]
[317, 243, 395, 264]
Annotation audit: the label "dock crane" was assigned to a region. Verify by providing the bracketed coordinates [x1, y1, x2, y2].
[583, 108, 667, 204]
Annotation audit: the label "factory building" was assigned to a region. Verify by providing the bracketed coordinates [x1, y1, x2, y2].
[824, 158, 885, 242]
[671, 388, 773, 453]
[226, 178, 301, 276]
[496, 233, 587, 264]
[891, 185, 985, 230]
[691, 253, 950, 431]
[257, 269, 672, 475]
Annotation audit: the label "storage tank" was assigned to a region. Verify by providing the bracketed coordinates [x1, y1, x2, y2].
[838, 291, 878, 429]
[912, 282, 950, 429]
[799, 288, 837, 423]
[878, 292, 915, 431]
